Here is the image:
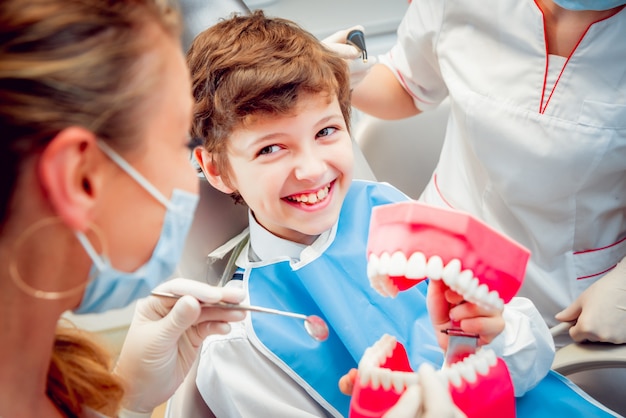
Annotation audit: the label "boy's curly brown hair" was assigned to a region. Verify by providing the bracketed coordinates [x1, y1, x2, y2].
[187, 10, 351, 202]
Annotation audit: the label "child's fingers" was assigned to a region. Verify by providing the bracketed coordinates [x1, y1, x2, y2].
[427, 280, 454, 326]
[449, 300, 502, 321]
[456, 316, 505, 344]
[444, 288, 464, 305]
[338, 368, 358, 395]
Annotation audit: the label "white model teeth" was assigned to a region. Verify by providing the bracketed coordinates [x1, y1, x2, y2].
[368, 252, 504, 310]
[358, 334, 499, 392]
[440, 347, 498, 388]
[358, 334, 419, 393]
[406, 252, 427, 278]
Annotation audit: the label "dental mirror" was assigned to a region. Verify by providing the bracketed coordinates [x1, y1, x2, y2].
[151, 291, 329, 341]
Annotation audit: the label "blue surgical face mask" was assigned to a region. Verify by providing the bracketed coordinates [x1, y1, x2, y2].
[73, 141, 199, 313]
[552, 0, 626, 10]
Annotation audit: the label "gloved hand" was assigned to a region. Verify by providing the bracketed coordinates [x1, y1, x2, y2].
[114, 278, 246, 415]
[555, 255, 626, 343]
[383, 364, 466, 418]
[321, 25, 379, 88]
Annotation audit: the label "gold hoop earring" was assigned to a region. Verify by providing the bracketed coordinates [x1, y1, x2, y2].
[9, 217, 106, 300]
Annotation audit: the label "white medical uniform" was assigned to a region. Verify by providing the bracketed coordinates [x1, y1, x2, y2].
[384, 0, 626, 331]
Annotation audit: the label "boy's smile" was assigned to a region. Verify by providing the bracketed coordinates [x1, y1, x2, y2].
[284, 181, 333, 208]
[206, 93, 354, 245]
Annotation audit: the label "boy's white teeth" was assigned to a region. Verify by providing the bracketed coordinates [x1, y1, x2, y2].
[288, 184, 330, 204]
[368, 252, 504, 310]
[358, 334, 498, 392]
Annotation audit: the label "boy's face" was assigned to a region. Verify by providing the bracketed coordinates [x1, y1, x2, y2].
[214, 93, 353, 245]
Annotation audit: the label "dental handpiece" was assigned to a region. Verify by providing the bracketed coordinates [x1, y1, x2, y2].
[346, 29, 368, 63]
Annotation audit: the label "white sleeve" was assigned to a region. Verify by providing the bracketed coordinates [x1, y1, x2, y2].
[380, 0, 449, 111]
[195, 322, 335, 418]
[486, 297, 555, 397]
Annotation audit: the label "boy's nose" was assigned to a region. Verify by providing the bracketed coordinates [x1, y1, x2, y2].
[294, 152, 327, 181]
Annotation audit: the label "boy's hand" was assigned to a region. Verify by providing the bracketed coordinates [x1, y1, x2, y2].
[427, 280, 504, 351]
[338, 368, 358, 395]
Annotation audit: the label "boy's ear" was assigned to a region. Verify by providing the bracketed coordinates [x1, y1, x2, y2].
[38, 127, 105, 231]
[193, 147, 235, 194]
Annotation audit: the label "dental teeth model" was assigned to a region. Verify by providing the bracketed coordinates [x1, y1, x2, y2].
[351, 201, 529, 418]
[367, 201, 530, 308]
[350, 334, 515, 418]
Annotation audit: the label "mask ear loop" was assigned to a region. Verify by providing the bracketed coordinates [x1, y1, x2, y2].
[9, 217, 107, 300]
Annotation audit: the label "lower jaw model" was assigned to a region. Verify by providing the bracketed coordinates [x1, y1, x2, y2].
[350, 334, 514, 418]
[350, 201, 530, 418]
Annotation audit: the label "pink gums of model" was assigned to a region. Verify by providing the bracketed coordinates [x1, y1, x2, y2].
[350, 201, 529, 418]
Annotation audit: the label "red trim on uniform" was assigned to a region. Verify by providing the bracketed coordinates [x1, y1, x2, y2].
[433, 173, 454, 208]
[574, 235, 626, 254]
[577, 264, 617, 280]
[389, 51, 436, 106]
[533, 1, 621, 114]
[535, 0, 550, 114]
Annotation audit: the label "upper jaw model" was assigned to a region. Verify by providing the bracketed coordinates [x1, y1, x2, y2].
[351, 201, 530, 418]
[367, 201, 529, 309]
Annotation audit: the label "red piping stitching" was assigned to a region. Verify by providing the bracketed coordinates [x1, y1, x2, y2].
[577, 264, 616, 280]
[433, 173, 454, 208]
[574, 235, 626, 255]
[533, 1, 617, 114]
[535, 0, 549, 114]
[389, 50, 435, 106]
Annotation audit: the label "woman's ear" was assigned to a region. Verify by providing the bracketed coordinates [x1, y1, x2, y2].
[38, 127, 105, 231]
[193, 147, 235, 194]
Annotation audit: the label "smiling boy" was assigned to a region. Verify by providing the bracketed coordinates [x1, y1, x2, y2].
[187, 10, 555, 417]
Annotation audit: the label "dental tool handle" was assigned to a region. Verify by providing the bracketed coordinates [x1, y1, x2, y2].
[347, 29, 368, 62]
[151, 290, 308, 320]
[549, 321, 575, 337]
[210, 301, 308, 320]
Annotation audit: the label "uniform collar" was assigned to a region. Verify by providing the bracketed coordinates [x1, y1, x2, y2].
[247, 210, 334, 263]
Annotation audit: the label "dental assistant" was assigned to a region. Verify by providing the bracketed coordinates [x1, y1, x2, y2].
[345, 0, 626, 345]
[0, 1, 245, 417]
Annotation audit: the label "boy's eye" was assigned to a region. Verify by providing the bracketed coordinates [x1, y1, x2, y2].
[317, 127, 337, 138]
[258, 144, 281, 155]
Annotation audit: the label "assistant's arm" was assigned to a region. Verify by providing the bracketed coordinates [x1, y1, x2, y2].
[351, 64, 421, 120]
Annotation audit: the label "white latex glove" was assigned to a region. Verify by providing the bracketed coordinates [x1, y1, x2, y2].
[321, 25, 379, 88]
[555, 255, 626, 343]
[114, 278, 245, 415]
[383, 364, 466, 418]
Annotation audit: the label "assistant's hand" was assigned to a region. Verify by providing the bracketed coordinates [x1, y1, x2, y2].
[427, 280, 504, 351]
[384, 364, 466, 418]
[556, 256, 626, 343]
[114, 278, 245, 415]
[321, 25, 378, 88]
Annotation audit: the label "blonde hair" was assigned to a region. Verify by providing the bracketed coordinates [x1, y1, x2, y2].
[187, 10, 351, 202]
[0, 0, 182, 415]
